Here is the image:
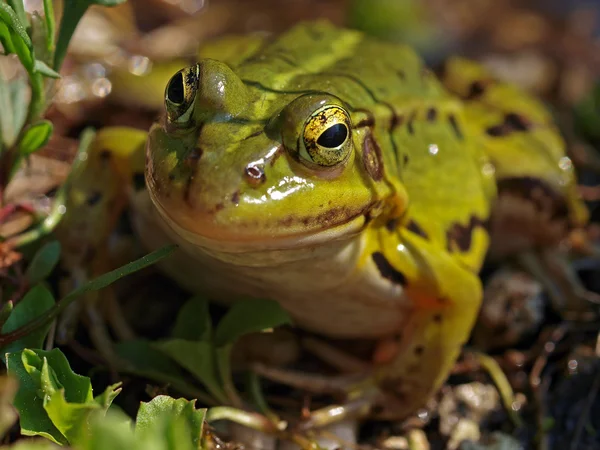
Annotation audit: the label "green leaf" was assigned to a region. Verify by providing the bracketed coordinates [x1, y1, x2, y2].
[42, 0, 55, 55]
[44, 382, 121, 445]
[0, 3, 33, 70]
[6, 351, 66, 445]
[43, 389, 101, 445]
[33, 60, 60, 78]
[154, 340, 228, 404]
[214, 299, 292, 347]
[214, 344, 241, 407]
[19, 120, 53, 155]
[6, 0, 28, 30]
[116, 340, 185, 378]
[79, 396, 203, 450]
[136, 396, 206, 448]
[21, 349, 93, 404]
[172, 296, 211, 342]
[115, 340, 216, 406]
[0, 21, 16, 54]
[93, 383, 122, 410]
[0, 75, 29, 148]
[0, 302, 14, 330]
[1, 285, 55, 360]
[137, 411, 195, 450]
[8, 75, 29, 141]
[25, 240, 61, 284]
[68, 245, 176, 296]
[0, 3, 31, 50]
[6, 348, 116, 445]
[76, 410, 137, 450]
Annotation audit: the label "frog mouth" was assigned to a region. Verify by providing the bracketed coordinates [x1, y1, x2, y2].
[149, 190, 373, 254]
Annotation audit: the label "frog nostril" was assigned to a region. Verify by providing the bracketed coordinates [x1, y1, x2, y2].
[244, 164, 266, 187]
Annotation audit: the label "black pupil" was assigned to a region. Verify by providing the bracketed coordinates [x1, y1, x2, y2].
[316, 123, 348, 148]
[167, 72, 184, 104]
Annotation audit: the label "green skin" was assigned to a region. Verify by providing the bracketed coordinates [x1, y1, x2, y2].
[78, 21, 585, 420]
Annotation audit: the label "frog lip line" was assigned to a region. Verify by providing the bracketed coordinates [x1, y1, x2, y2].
[149, 190, 370, 252]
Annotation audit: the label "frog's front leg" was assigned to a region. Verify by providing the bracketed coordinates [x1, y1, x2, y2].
[54, 127, 148, 363]
[368, 227, 483, 418]
[254, 224, 483, 423]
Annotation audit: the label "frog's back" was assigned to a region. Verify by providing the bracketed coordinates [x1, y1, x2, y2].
[233, 21, 445, 106]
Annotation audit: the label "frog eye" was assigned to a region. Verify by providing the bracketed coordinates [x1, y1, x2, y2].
[165, 64, 200, 125]
[300, 105, 352, 167]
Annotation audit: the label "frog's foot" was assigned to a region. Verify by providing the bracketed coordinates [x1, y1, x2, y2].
[82, 296, 132, 369]
[517, 249, 600, 320]
[301, 336, 371, 373]
[251, 362, 365, 396]
[251, 362, 383, 430]
[57, 274, 134, 370]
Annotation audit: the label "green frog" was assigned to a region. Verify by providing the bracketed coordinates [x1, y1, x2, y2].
[65, 21, 587, 421]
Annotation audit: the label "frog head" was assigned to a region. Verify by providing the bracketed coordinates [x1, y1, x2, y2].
[146, 59, 401, 252]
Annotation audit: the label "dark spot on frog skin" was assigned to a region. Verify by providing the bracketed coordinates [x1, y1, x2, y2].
[362, 132, 384, 181]
[397, 70, 406, 80]
[244, 164, 266, 186]
[385, 218, 399, 232]
[414, 345, 425, 356]
[390, 113, 404, 131]
[504, 113, 531, 131]
[355, 108, 375, 129]
[403, 154, 409, 165]
[433, 314, 443, 323]
[497, 177, 569, 221]
[372, 251, 408, 286]
[168, 173, 175, 181]
[486, 125, 506, 137]
[426, 108, 437, 122]
[448, 114, 464, 140]
[486, 113, 533, 137]
[231, 190, 240, 206]
[86, 191, 102, 206]
[407, 220, 428, 239]
[241, 130, 264, 141]
[446, 215, 488, 253]
[466, 80, 487, 100]
[407, 111, 416, 135]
